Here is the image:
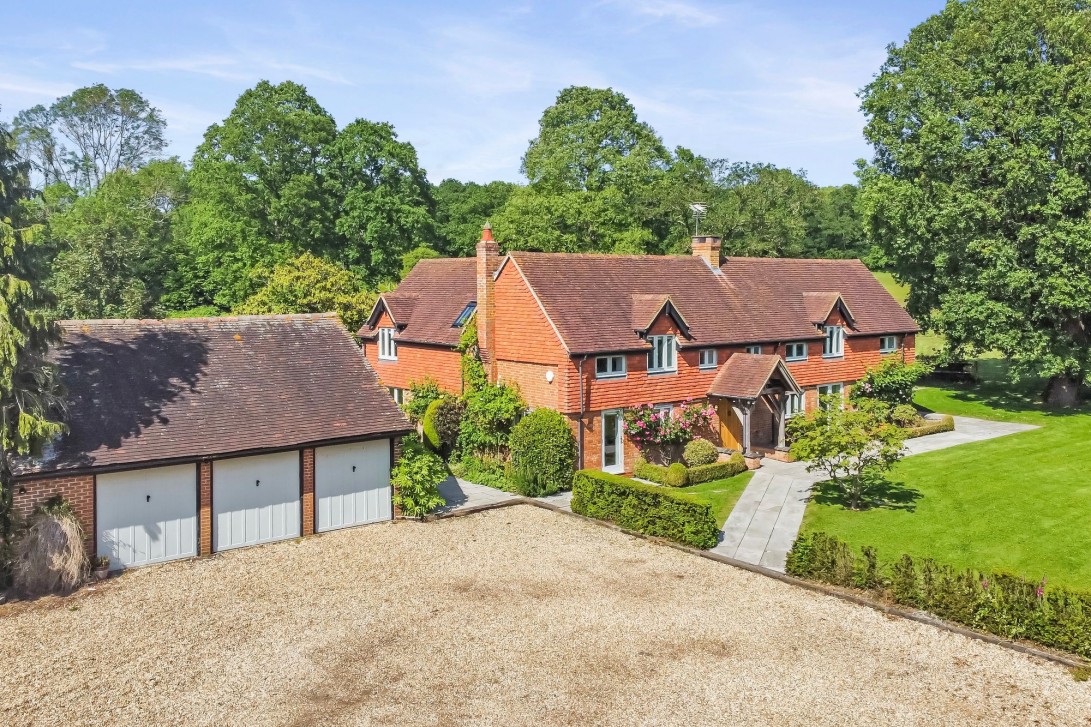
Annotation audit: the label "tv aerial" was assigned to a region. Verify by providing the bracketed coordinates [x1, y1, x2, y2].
[689, 202, 708, 236]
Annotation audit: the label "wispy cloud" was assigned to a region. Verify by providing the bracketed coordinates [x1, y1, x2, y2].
[72, 53, 352, 85]
[599, 0, 722, 27]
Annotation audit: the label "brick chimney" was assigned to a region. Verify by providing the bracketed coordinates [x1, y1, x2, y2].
[476, 222, 499, 377]
[692, 235, 722, 270]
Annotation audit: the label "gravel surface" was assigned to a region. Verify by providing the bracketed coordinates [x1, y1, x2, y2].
[2, 504, 1089, 726]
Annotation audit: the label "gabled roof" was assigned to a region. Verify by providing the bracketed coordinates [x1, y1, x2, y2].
[802, 291, 855, 326]
[18, 314, 411, 475]
[631, 294, 690, 336]
[359, 258, 479, 347]
[708, 353, 803, 401]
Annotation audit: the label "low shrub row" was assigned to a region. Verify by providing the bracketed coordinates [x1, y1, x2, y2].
[571, 470, 719, 549]
[633, 453, 747, 486]
[905, 414, 955, 439]
[787, 532, 1091, 659]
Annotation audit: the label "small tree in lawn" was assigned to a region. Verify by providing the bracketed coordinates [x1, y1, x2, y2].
[787, 397, 907, 510]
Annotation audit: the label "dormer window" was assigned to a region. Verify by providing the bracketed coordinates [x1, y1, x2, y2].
[378, 328, 397, 360]
[647, 335, 677, 373]
[823, 325, 844, 358]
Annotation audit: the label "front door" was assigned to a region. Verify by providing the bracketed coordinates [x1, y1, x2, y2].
[602, 410, 624, 474]
[717, 400, 743, 451]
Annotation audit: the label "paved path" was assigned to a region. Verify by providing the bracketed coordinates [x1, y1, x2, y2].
[435, 476, 573, 516]
[716, 414, 1039, 572]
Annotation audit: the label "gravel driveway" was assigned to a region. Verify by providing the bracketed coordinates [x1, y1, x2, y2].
[2, 504, 1089, 726]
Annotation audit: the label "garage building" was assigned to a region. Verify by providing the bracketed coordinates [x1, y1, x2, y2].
[13, 313, 412, 570]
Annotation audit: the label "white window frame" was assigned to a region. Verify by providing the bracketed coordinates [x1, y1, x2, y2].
[388, 387, 405, 405]
[653, 403, 673, 416]
[879, 335, 899, 354]
[785, 392, 805, 418]
[647, 335, 678, 373]
[785, 342, 808, 362]
[699, 348, 717, 369]
[818, 383, 845, 410]
[823, 325, 844, 358]
[745, 345, 762, 355]
[378, 327, 397, 361]
[595, 355, 627, 380]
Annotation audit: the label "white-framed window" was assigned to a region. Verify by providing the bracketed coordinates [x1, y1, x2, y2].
[785, 342, 808, 362]
[378, 327, 397, 360]
[745, 345, 762, 355]
[879, 335, 899, 354]
[818, 382, 844, 410]
[785, 392, 805, 417]
[699, 348, 717, 369]
[595, 355, 626, 379]
[823, 325, 844, 358]
[654, 403, 673, 417]
[647, 335, 677, 373]
[388, 387, 405, 405]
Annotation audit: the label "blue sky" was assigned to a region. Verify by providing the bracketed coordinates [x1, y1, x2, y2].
[3, 0, 946, 186]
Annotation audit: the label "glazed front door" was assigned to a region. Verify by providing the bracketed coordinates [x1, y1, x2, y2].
[602, 410, 624, 474]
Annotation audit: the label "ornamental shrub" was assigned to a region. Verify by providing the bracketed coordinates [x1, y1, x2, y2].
[633, 458, 670, 484]
[449, 453, 512, 491]
[665, 462, 689, 487]
[392, 436, 448, 519]
[457, 383, 526, 457]
[571, 470, 719, 549]
[904, 414, 955, 439]
[890, 403, 922, 428]
[508, 408, 577, 496]
[850, 357, 932, 406]
[687, 454, 747, 484]
[432, 397, 465, 454]
[623, 400, 715, 462]
[403, 378, 444, 422]
[683, 437, 718, 466]
[422, 399, 444, 451]
[14, 498, 88, 595]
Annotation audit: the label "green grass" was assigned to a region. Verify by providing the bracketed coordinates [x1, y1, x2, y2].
[802, 380, 1091, 590]
[683, 471, 754, 527]
[871, 271, 944, 356]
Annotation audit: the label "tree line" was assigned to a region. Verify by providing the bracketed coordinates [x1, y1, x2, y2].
[2, 82, 869, 325]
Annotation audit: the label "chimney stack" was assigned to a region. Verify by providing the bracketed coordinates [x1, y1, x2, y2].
[476, 222, 499, 378]
[691, 235, 722, 271]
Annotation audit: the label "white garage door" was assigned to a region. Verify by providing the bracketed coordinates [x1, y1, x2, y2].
[213, 451, 300, 552]
[315, 439, 391, 532]
[97, 464, 198, 570]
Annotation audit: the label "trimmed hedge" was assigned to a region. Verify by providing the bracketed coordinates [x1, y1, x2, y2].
[421, 399, 444, 451]
[633, 458, 670, 484]
[687, 453, 747, 484]
[905, 414, 955, 439]
[665, 463, 689, 487]
[683, 438, 718, 466]
[787, 532, 1091, 659]
[571, 469, 719, 549]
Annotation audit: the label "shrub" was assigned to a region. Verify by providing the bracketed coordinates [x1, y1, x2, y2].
[403, 378, 444, 422]
[665, 462, 689, 487]
[633, 458, 669, 484]
[623, 401, 715, 463]
[430, 397, 465, 454]
[449, 453, 513, 491]
[14, 500, 88, 595]
[457, 383, 526, 457]
[890, 403, 922, 428]
[850, 357, 932, 406]
[687, 454, 747, 484]
[508, 408, 577, 497]
[422, 398, 445, 451]
[905, 414, 955, 439]
[571, 470, 719, 549]
[683, 437, 718, 466]
[391, 436, 448, 519]
[786, 532, 1091, 659]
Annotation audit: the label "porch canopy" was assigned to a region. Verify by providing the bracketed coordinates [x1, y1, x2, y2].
[707, 353, 803, 455]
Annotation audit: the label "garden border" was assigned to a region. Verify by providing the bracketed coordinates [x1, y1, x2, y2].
[428, 498, 1090, 671]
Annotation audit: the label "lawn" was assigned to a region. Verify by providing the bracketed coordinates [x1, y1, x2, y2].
[683, 471, 754, 527]
[802, 380, 1091, 591]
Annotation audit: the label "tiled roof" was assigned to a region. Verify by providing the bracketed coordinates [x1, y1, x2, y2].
[631, 294, 688, 333]
[801, 291, 852, 325]
[708, 353, 802, 400]
[18, 314, 411, 475]
[359, 258, 478, 347]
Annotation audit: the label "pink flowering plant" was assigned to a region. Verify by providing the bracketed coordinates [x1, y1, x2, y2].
[623, 400, 715, 463]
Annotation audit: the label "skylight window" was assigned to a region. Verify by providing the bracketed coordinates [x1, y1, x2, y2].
[452, 302, 477, 328]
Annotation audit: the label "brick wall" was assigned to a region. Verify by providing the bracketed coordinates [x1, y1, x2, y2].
[13, 473, 95, 553]
[198, 461, 212, 555]
[301, 448, 315, 536]
[362, 310, 464, 395]
[497, 360, 560, 410]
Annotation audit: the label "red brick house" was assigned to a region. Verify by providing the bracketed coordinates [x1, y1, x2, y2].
[14, 314, 411, 570]
[361, 227, 918, 473]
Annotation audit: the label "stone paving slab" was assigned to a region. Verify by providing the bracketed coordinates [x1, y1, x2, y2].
[435, 476, 516, 515]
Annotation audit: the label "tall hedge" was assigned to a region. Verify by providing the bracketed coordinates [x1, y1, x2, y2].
[508, 408, 576, 496]
[571, 470, 719, 549]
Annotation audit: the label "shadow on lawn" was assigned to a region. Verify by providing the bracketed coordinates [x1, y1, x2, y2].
[810, 475, 923, 512]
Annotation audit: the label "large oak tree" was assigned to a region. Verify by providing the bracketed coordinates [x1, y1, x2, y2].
[859, 0, 1091, 405]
